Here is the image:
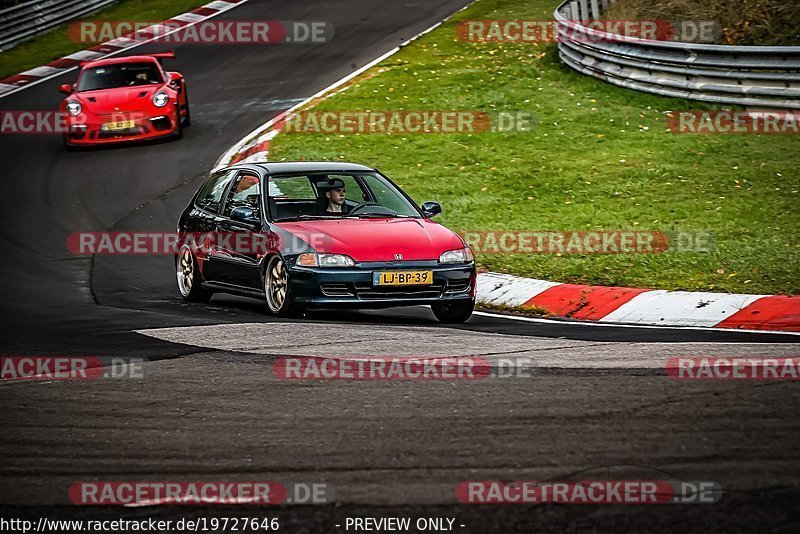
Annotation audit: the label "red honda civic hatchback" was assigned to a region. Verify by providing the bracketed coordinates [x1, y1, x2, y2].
[176, 162, 476, 322]
[59, 52, 189, 148]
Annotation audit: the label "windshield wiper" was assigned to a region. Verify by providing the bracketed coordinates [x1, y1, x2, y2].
[276, 215, 340, 221]
[355, 213, 412, 218]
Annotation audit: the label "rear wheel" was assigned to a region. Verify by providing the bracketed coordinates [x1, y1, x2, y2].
[176, 245, 212, 302]
[432, 299, 475, 323]
[264, 255, 301, 317]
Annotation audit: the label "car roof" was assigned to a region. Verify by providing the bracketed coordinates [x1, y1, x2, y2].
[242, 162, 377, 174]
[82, 55, 160, 69]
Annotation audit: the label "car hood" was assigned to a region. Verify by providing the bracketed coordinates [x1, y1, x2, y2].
[75, 86, 162, 114]
[275, 218, 465, 262]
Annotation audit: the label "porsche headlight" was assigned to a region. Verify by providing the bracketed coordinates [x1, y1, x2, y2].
[65, 100, 82, 116]
[297, 253, 355, 267]
[439, 247, 474, 264]
[153, 91, 169, 108]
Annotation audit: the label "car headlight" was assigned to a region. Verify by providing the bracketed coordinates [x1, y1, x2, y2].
[153, 91, 169, 108]
[65, 100, 82, 116]
[297, 253, 355, 267]
[439, 247, 474, 264]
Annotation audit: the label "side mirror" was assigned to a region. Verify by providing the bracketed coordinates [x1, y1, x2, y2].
[421, 201, 442, 217]
[59, 84, 72, 95]
[230, 206, 260, 226]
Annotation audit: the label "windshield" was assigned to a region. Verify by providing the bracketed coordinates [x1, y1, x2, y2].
[267, 172, 421, 221]
[77, 62, 164, 91]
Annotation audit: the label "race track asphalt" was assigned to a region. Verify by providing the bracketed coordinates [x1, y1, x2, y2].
[0, 0, 798, 531]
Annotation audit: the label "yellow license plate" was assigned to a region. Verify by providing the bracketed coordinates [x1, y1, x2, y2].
[373, 270, 433, 286]
[101, 120, 135, 131]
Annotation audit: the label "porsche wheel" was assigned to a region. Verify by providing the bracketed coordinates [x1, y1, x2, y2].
[432, 299, 475, 323]
[176, 245, 212, 302]
[181, 85, 191, 127]
[264, 255, 300, 317]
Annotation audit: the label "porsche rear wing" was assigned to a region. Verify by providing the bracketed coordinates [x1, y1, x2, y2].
[147, 52, 175, 65]
[78, 51, 175, 68]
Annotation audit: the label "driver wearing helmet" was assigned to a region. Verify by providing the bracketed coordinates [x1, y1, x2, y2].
[317, 178, 349, 215]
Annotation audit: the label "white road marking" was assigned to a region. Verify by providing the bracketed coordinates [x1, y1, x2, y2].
[472, 311, 800, 336]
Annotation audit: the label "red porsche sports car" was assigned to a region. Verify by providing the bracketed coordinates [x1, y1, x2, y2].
[176, 162, 477, 323]
[59, 52, 189, 148]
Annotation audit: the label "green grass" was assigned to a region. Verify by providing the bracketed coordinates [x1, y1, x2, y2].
[0, 0, 206, 80]
[270, 0, 800, 295]
[604, 0, 800, 46]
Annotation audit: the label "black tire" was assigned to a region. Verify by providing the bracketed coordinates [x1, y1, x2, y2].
[432, 299, 475, 323]
[181, 84, 191, 127]
[176, 245, 212, 303]
[174, 104, 184, 139]
[263, 255, 302, 317]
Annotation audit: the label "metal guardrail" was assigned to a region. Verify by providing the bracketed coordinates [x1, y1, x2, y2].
[554, 0, 800, 109]
[0, 0, 119, 52]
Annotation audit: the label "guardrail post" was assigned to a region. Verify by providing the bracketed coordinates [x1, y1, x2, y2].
[578, 0, 588, 22]
[568, 1, 579, 21]
[589, 0, 600, 20]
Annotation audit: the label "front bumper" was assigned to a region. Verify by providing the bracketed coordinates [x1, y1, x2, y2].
[63, 107, 179, 146]
[289, 260, 476, 308]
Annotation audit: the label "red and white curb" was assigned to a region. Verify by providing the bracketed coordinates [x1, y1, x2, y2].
[477, 272, 800, 333]
[0, 0, 249, 99]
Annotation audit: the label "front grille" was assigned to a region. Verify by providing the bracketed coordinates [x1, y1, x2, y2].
[93, 125, 148, 139]
[354, 281, 444, 300]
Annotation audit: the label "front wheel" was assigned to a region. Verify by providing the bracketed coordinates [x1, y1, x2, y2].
[174, 104, 184, 139]
[181, 84, 191, 126]
[432, 299, 475, 323]
[264, 255, 301, 317]
[176, 245, 212, 302]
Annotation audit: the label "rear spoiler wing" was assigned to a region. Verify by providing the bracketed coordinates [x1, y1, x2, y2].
[147, 51, 175, 65]
[78, 51, 175, 68]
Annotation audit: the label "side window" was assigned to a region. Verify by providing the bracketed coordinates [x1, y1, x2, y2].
[223, 172, 261, 218]
[195, 170, 234, 214]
